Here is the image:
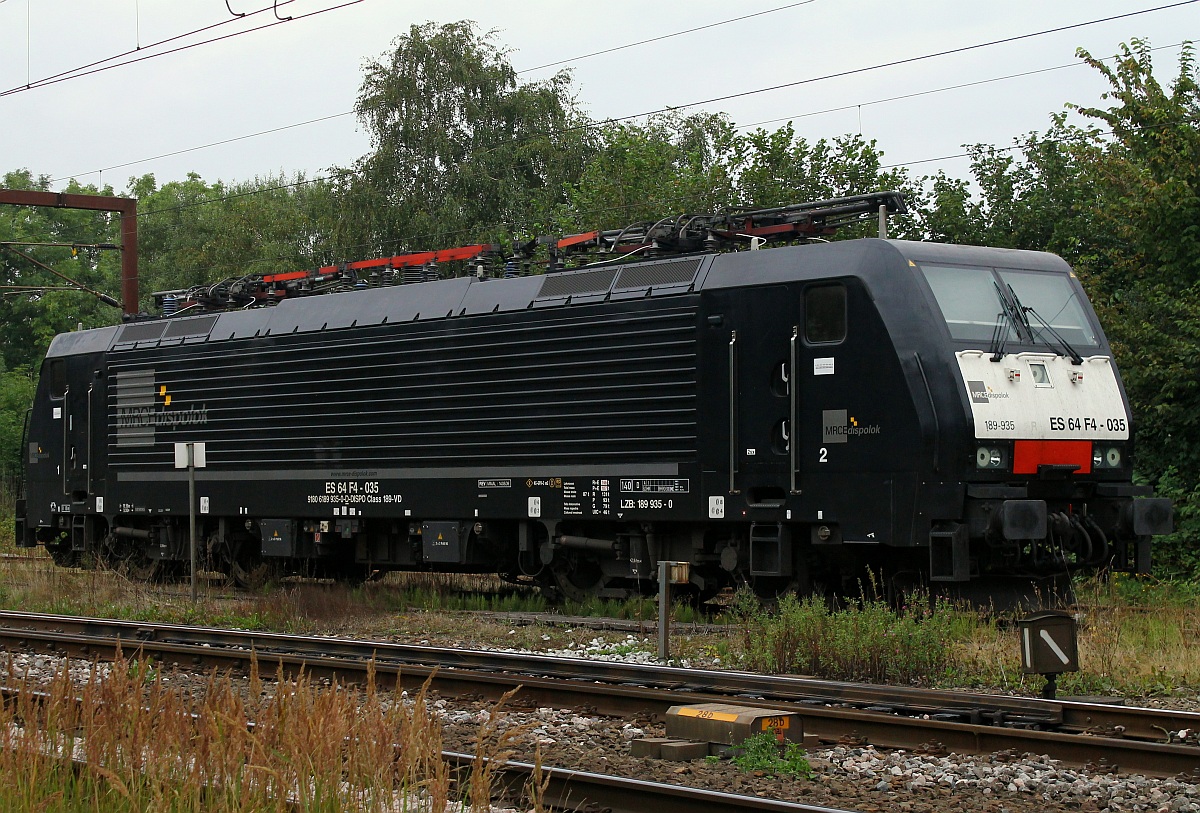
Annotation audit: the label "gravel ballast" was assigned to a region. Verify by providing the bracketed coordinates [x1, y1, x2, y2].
[3, 647, 1199, 813]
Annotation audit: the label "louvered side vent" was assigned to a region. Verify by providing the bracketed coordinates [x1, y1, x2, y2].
[614, 258, 702, 290]
[106, 303, 701, 471]
[115, 322, 167, 344]
[536, 268, 620, 299]
[163, 315, 219, 339]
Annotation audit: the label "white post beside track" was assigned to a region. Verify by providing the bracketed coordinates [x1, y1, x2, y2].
[658, 561, 690, 662]
[175, 442, 207, 604]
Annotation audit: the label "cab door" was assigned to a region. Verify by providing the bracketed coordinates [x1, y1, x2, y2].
[729, 284, 800, 503]
[60, 356, 95, 503]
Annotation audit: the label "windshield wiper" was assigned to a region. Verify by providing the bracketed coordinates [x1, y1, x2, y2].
[989, 281, 1024, 361]
[1008, 284, 1084, 365]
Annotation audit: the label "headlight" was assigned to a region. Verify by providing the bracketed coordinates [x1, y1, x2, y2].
[976, 445, 1007, 469]
[1093, 444, 1123, 469]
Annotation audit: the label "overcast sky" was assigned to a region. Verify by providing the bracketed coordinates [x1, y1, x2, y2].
[0, 0, 1195, 198]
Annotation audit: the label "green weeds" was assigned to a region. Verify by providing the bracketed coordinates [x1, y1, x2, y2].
[728, 589, 962, 683]
[726, 578, 1200, 698]
[0, 487, 16, 554]
[729, 732, 813, 779]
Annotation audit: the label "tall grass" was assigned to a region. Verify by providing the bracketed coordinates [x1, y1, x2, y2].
[0, 481, 16, 553]
[351, 574, 703, 623]
[0, 653, 536, 812]
[951, 575, 1200, 696]
[0, 562, 703, 637]
[725, 576, 1200, 697]
[728, 589, 965, 683]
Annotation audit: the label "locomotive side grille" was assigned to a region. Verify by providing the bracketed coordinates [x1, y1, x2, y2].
[536, 268, 620, 299]
[106, 303, 700, 469]
[613, 258, 702, 290]
[116, 322, 167, 343]
[162, 314, 219, 338]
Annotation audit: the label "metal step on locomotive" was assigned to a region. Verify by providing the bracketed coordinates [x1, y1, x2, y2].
[14, 192, 1173, 601]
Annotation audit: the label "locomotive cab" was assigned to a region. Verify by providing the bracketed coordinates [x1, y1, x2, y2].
[896, 242, 1172, 588]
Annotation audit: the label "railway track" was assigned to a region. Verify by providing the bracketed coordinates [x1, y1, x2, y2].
[0, 553, 52, 564]
[466, 754, 862, 813]
[0, 685, 854, 813]
[0, 610, 1196, 778]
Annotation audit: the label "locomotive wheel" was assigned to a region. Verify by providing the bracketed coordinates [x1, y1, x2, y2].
[550, 557, 605, 603]
[214, 535, 270, 589]
[229, 549, 270, 589]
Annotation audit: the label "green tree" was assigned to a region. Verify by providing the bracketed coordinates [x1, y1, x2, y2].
[557, 111, 739, 232]
[132, 172, 337, 308]
[0, 367, 36, 483]
[561, 115, 918, 240]
[734, 125, 918, 239]
[0, 170, 125, 371]
[908, 116, 1103, 256]
[337, 21, 595, 255]
[736, 126, 908, 208]
[1068, 41, 1200, 573]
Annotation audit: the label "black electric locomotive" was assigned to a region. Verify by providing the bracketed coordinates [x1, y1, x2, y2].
[14, 193, 1172, 600]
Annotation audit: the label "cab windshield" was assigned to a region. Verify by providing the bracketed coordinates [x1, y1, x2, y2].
[920, 264, 1098, 348]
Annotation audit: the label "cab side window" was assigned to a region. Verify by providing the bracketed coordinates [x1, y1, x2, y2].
[806, 284, 846, 344]
[45, 359, 66, 399]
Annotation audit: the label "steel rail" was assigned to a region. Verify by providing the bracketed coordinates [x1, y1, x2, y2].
[0, 611, 1196, 777]
[0, 611, 1060, 724]
[0, 686, 859, 813]
[2, 610, 1195, 738]
[447, 751, 862, 813]
[0, 610, 1188, 737]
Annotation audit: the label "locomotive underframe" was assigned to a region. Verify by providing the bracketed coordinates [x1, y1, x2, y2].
[24, 489, 1165, 600]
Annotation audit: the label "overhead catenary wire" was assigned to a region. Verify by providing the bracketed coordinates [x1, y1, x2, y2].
[42, 4, 1194, 185]
[735, 39, 1188, 132]
[11, 0, 806, 100]
[49, 111, 355, 184]
[596, 0, 1200, 128]
[11, 0, 807, 100]
[122, 0, 1198, 224]
[58, 37, 1200, 213]
[55, 40, 1192, 186]
[0, 0, 362, 98]
[516, 0, 820, 74]
[2, 0, 301, 95]
[48, 0, 826, 184]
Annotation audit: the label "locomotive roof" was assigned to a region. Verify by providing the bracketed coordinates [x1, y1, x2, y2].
[45, 238, 1074, 359]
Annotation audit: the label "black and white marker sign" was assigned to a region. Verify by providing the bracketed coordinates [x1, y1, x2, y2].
[1018, 610, 1079, 675]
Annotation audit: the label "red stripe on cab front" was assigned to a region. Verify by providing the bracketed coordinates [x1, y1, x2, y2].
[1012, 440, 1093, 475]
